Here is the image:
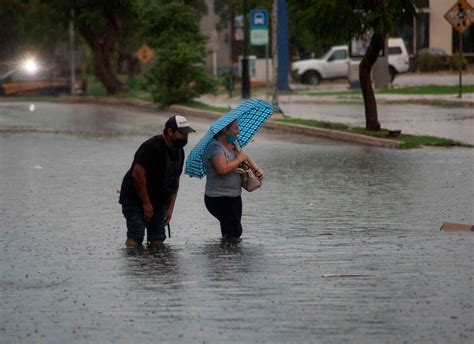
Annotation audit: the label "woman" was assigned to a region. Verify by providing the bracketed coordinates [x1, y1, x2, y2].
[203, 120, 264, 239]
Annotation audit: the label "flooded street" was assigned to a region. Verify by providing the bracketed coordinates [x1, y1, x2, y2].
[1, 102, 473, 343]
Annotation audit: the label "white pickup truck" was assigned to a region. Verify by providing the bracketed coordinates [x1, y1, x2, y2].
[291, 38, 410, 85]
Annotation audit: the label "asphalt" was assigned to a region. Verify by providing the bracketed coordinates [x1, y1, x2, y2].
[1, 102, 473, 343]
[2, 71, 473, 147]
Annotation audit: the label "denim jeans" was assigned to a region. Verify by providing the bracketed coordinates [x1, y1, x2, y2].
[122, 204, 168, 243]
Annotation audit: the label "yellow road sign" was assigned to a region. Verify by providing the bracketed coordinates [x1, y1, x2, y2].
[135, 44, 154, 65]
[444, 0, 473, 34]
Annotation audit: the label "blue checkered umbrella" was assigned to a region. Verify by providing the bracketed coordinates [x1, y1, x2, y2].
[185, 99, 274, 178]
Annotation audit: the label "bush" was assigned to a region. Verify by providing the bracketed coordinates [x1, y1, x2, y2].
[449, 52, 468, 71]
[126, 74, 148, 91]
[417, 53, 445, 72]
[146, 42, 218, 105]
[137, 2, 217, 105]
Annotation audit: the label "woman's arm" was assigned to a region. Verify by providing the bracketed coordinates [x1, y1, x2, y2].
[211, 150, 248, 176]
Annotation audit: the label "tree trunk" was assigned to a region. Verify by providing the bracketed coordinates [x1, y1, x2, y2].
[78, 15, 128, 94]
[359, 33, 385, 131]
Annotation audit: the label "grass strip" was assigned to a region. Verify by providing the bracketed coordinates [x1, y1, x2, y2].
[379, 85, 474, 95]
[273, 118, 471, 149]
[86, 75, 152, 101]
[180, 101, 229, 113]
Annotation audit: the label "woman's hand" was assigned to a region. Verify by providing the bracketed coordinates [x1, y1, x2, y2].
[254, 168, 264, 180]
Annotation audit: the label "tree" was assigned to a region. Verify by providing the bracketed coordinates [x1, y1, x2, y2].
[48, 0, 135, 94]
[0, 0, 68, 64]
[289, 0, 420, 130]
[1, 0, 133, 94]
[137, 1, 217, 105]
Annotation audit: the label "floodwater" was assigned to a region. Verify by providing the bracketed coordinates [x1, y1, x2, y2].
[1, 102, 473, 343]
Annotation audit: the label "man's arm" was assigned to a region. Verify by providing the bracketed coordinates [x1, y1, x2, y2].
[132, 163, 153, 221]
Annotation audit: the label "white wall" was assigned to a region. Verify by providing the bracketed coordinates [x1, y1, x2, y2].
[200, 0, 232, 75]
[254, 58, 273, 81]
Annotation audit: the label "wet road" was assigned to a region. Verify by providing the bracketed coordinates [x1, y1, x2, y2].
[279, 102, 474, 145]
[1, 102, 473, 343]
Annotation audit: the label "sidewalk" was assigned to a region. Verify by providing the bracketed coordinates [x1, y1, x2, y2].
[196, 73, 474, 145]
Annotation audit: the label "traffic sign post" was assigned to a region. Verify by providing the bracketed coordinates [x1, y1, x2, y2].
[250, 9, 270, 99]
[444, 0, 473, 98]
[135, 44, 154, 65]
[250, 9, 269, 45]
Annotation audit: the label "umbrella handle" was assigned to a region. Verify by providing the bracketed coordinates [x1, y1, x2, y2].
[234, 141, 241, 152]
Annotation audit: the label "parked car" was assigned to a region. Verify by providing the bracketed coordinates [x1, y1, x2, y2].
[291, 38, 410, 85]
[415, 48, 450, 71]
[0, 68, 86, 96]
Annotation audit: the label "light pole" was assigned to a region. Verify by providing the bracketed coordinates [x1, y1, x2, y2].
[241, 0, 251, 99]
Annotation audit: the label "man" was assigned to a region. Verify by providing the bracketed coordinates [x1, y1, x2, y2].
[119, 115, 196, 247]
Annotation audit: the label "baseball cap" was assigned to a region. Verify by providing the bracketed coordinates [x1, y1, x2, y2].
[165, 115, 196, 134]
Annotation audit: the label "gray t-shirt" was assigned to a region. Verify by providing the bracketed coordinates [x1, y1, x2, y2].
[204, 140, 242, 197]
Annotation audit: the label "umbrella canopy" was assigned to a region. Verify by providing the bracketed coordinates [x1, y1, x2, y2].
[185, 99, 274, 178]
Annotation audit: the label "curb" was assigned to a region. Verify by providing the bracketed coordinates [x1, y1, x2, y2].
[169, 104, 402, 149]
[264, 121, 402, 148]
[282, 97, 474, 107]
[168, 104, 224, 120]
[53, 97, 403, 148]
[59, 96, 162, 110]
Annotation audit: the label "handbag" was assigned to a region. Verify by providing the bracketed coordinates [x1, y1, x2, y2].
[236, 161, 261, 192]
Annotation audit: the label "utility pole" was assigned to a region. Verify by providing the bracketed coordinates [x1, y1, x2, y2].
[277, 0, 289, 91]
[272, 0, 279, 107]
[272, 0, 290, 109]
[241, 0, 251, 99]
[69, 9, 76, 95]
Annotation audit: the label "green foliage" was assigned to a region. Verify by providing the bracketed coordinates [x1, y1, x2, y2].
[417, 53, 445, 72]
[0, 0, 68, 61]
[137, 1, 217, 105]
[449, 52, 468, 71]
[213, 0, 272, 32]
[288, 0, 420, 55]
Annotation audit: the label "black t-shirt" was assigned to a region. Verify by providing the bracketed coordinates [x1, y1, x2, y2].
[119, 135, 184, 206]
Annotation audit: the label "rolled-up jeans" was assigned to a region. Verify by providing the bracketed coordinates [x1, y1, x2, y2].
[122, 204, 168, 244]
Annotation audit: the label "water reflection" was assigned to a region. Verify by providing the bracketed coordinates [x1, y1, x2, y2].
[1, 127, 473, 343]
[120, 244, 182, 290]
[202, 239, 262, 284]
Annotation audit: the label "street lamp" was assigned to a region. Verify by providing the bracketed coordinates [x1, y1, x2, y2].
[22, 58, 39, 74]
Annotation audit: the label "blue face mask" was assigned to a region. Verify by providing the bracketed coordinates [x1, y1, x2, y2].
[226, 135, 238, 144]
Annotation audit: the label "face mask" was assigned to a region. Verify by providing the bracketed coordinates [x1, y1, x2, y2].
[175, 138, 188, 148]
[226, 135, 238, 144]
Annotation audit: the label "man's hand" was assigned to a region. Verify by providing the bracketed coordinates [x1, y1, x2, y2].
[164, 207, 173, 225]
[143, 202, 154, 222]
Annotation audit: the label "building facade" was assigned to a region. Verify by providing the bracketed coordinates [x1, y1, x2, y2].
[395, 0, 474, 56]
[200, 0, 232, 76]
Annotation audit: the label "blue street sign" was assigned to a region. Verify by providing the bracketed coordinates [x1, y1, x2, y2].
[250, 9, 268, 29]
